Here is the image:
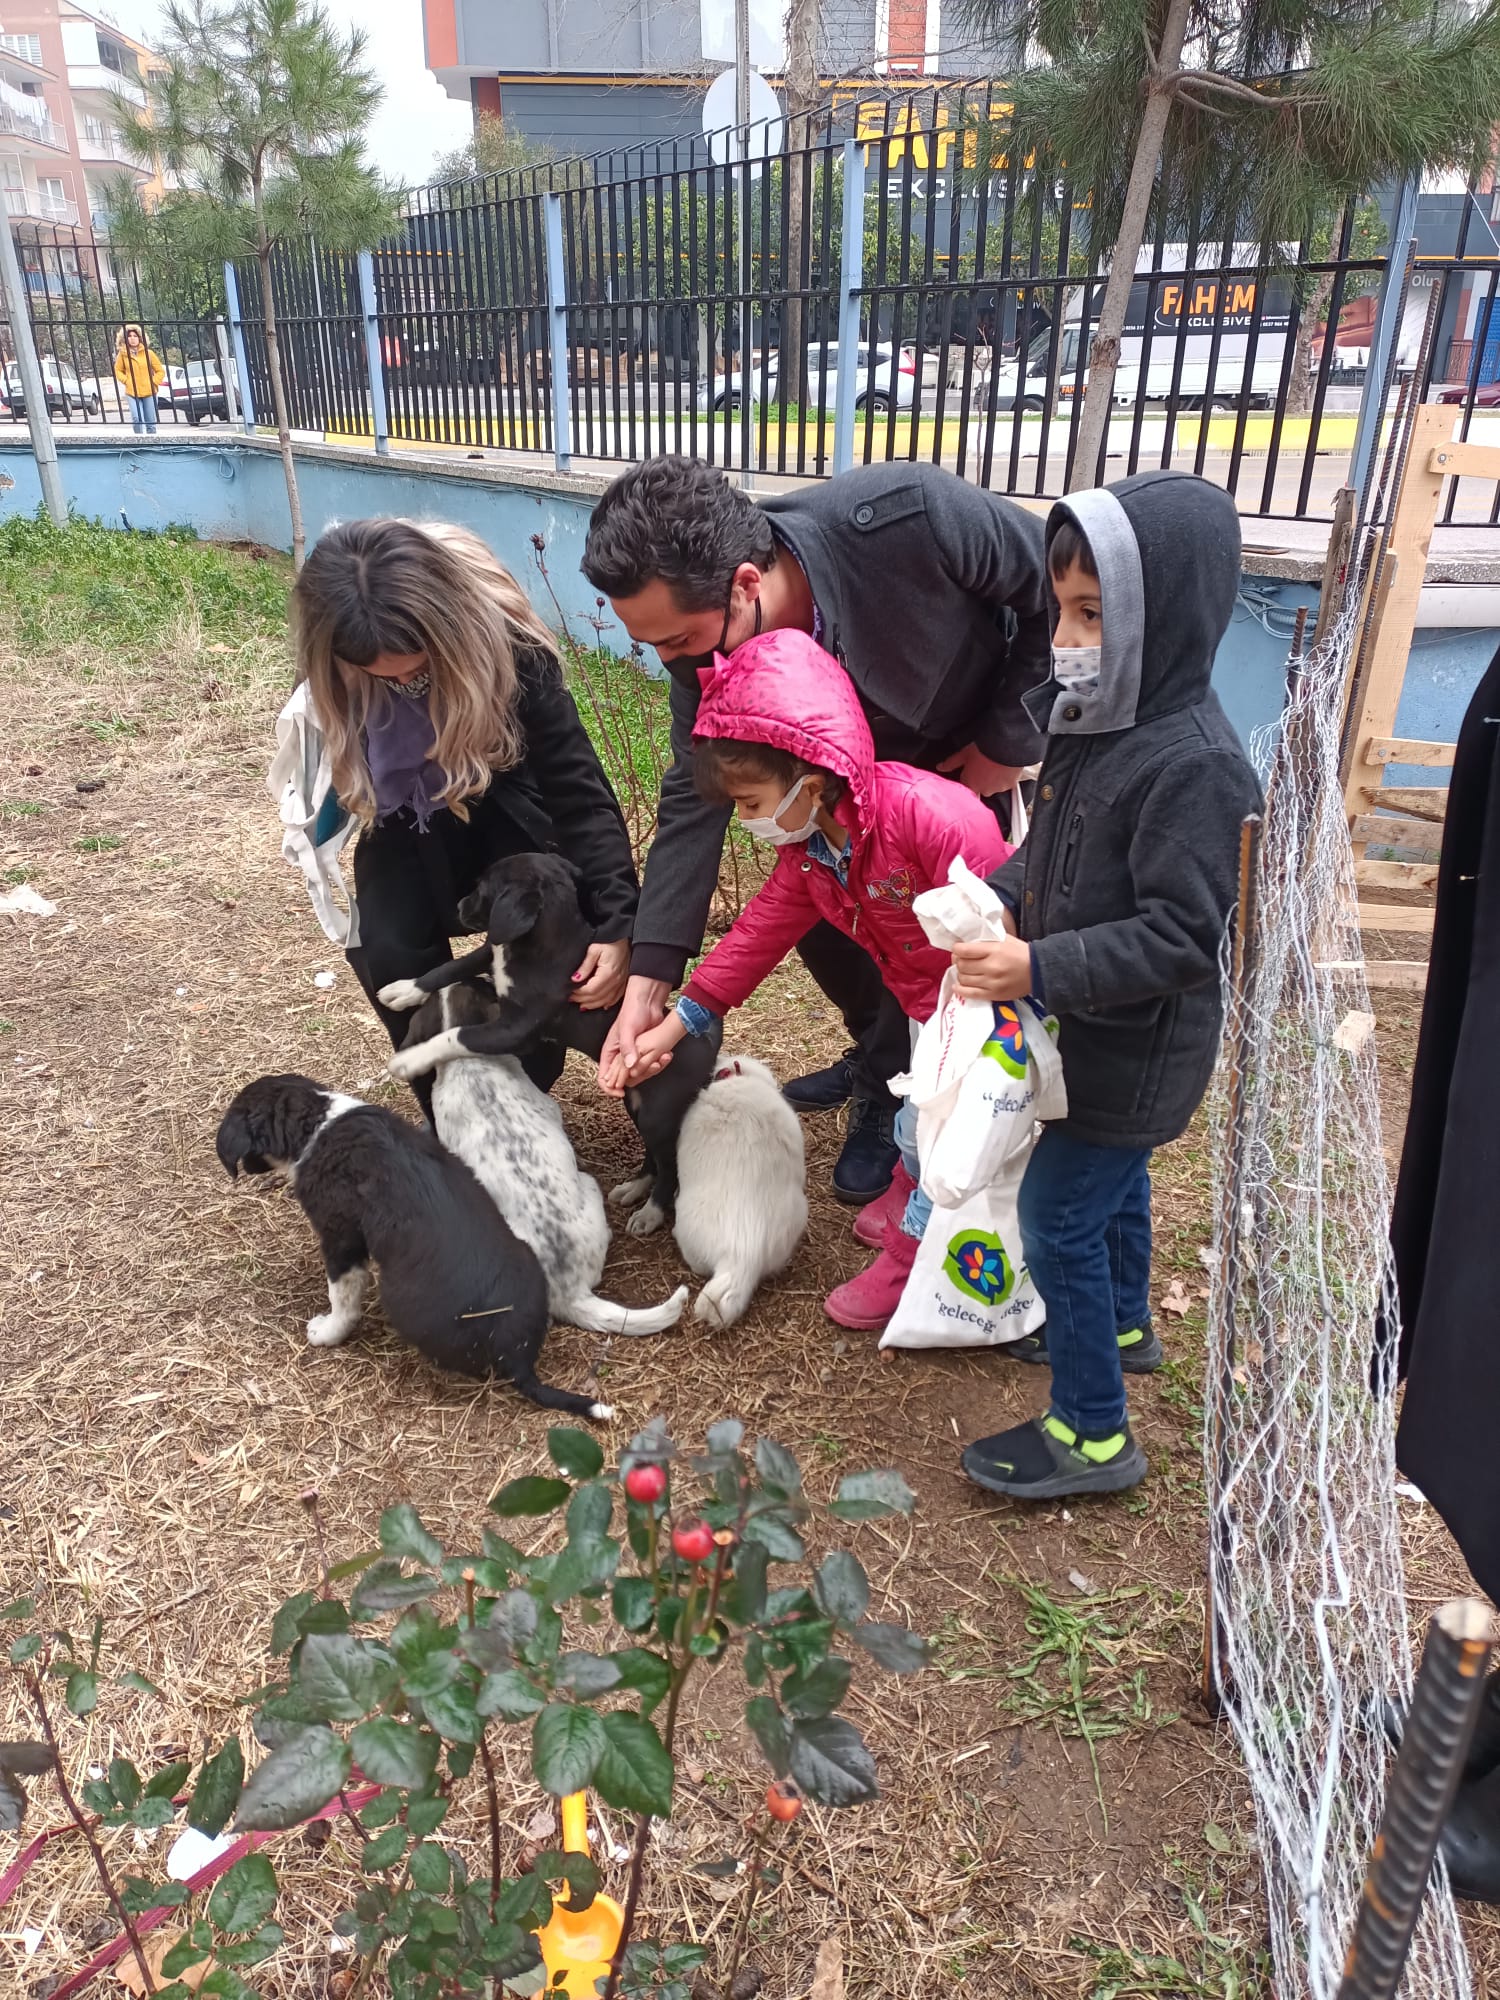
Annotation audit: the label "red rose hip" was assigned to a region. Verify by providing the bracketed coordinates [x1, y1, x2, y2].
[671, 1521, 715, 1563]
[625, 1463, 668, 1504]
[765, 1779, 803, 1822]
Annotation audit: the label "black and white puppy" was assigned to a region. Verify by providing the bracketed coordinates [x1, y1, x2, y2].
[379, 852, 723, 1234]
[411, 983, 689, 1335]
[214, 1073, 611, 1420]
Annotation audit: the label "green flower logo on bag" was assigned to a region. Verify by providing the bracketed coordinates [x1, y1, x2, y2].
[981, 1004, 1028, 1080]
[945, 1229, 1015, 1306]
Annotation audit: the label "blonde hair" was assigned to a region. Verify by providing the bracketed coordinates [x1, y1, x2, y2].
[290, 517, 558, 823]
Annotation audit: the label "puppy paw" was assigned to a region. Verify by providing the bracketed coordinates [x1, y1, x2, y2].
[626, 1199, 666, 1239]
[587, 1401, 615, 1422]
[608, 1174, 653, 1209]
[693, 1289, 724, 1329]
[306, 1312, 354, 1348]
[388, 1044, 435, 1082]
[377, 978, 427, 1011]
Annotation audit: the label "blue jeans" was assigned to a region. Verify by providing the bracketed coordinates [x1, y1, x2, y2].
[1017, 1127, 1153, 1436]
[130, 395, 158, 434]
[894, 1095, 930, 1240]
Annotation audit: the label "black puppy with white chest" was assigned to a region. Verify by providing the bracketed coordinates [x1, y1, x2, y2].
[214, 1073, 611, 1420]
[378, 852, 720, 1233]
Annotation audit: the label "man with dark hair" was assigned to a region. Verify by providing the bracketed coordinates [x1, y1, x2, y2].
[581, 454, 1050, 1202]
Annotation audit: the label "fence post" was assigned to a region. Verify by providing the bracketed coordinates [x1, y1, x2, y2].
[832, 138, 866, 477]
[1348, 178, 1419, 503]
[222, 261, 256, 435]
[212, 318, 240, 427]
[357, 250, 389, 457]
[0, 217, 65, 526]
[543, 192, 571, 475]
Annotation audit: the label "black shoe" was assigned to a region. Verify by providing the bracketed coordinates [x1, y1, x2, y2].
[1004, 1322, 1164, 1375]
[1441, 1763, 1500, 1903]
[832, 1096, 898, 1206]
[961, 1414, 1148, 1501]
[784, 1053, 855, 1113]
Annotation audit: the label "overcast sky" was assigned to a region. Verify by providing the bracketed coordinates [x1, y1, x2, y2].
[94, 0, 472, 187]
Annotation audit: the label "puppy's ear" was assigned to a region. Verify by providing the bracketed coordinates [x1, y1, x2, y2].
[406, 994, 445, 1046]
[216, 1109, 267, 1178]
[487, 879, 544, 945]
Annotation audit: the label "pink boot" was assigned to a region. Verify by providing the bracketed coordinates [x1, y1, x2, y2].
[825, 1222, 920, 1331]
[853, 1162, 916, 1248]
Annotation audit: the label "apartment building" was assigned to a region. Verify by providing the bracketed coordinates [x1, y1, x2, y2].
[0, 0, 162, 231]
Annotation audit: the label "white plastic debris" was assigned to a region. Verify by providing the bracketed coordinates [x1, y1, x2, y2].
[314, 970, 337, 989]
[166, 1826, 236, 1880]
[21, 1927, 43, 1956]
[0, 885, 55, 917]
[1333, 1010, 1377, 1055]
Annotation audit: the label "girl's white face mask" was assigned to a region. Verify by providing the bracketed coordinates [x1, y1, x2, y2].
[741, 773, 818, 846]
[1052, 643, 1102, 696]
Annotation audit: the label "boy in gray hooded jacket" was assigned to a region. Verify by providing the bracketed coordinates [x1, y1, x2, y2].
[954, 471, 1262, 1501]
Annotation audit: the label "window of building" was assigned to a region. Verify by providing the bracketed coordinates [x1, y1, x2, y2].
[0, 33, 44, 67]
[97, 38, 141, 80]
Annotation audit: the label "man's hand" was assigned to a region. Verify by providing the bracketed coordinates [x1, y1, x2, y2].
[952, 934, 1033, 1003]
[599, 973, 672, 1084]
[937, 743, 1026, 801]
[570, 938, 630, 1010]
[598, 1010, 687, 1099]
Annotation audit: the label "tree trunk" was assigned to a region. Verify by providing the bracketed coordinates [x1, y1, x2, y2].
[1287, 268, 1334, 418]
[253, 186, 305, 570]
[1068, 0, 1193, 492]
[781, 0, 820, 413]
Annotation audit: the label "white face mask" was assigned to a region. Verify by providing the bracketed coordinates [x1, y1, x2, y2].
[740, 773, 818, 846]
[1052, 643, 1102, 696]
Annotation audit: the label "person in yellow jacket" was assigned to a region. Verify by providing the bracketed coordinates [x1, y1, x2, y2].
[114, 324, 165, 435]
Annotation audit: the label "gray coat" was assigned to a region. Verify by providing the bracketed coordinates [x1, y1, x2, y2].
[631, 463, 1051, 984]
[990, 472, 1262, 1151]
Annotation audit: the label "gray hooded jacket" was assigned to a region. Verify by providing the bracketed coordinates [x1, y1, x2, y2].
[989, 471, 1262, 1150]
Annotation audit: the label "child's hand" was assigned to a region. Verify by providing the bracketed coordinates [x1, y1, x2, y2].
[612, 1011, 688, 1091]
[953, 934, 1033, 1002]
[597, 1045, 632, 1099]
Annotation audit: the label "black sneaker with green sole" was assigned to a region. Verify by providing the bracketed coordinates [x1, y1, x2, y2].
[1004, 1323, 1164, 1375]
[961, 1413, 1148, 1501]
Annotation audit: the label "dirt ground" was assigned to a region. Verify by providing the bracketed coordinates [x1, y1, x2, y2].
[2, 558, 1497, 1999]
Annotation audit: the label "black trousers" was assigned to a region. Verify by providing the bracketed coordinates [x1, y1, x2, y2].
[344, 796, 568, 1108]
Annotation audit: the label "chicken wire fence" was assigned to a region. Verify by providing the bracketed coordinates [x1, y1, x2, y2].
[1201, 597, 1471, 1997]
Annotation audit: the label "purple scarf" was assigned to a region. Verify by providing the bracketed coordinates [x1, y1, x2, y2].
[364, 687, 446, 829]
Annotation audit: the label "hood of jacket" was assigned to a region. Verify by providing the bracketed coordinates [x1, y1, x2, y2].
[692, 628, 873, 835]
[1030, 471, 1241, 738]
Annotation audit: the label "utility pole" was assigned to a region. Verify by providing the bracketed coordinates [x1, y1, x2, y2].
[735, 0, 754, 484]
[782, 0, 820, 416]
[0, 220, 65, 526]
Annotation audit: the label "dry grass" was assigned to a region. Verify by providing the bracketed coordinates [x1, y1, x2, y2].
[1, 531, 1497, 2000]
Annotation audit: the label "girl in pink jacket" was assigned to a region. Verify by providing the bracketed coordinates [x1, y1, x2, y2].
[610, 628, 1011, 1328]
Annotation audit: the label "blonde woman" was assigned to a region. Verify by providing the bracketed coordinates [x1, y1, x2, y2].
[278, 517, 637, 1101]
[114, 324, 165, 434]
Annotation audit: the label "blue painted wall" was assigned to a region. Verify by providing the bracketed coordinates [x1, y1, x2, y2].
[2, 439, 1495, 760]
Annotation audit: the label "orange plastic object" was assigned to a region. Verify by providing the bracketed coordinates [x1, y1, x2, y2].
[535, 1792, 625, 1995]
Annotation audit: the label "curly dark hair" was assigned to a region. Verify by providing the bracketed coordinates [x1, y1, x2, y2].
[582, 456, 778, 611]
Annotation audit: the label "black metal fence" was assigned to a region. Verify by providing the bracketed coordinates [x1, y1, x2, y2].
[5, 86, 1500, 523]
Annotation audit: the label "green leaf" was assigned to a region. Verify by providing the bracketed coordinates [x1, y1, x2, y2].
[214, 1922, 284, 1968]
[446, 1741, 476, 1781]
[0, 1598, 35, 1620]
[109, 1758, 143, 1810]
[853, 1623, 929, 1675]
[326, 1550, 382, 1582]
[788, 1716, 879, 1807]
[592, 1711, 674, 1818]
[742, 1514, 805, 1562]
[389, 1609, 461, 1699]
[207, 1853, 278, 1936]
[566, 1481, 613, 1546]
[406, 1793, 449, 1838]
[361, 1823, 408, 1871]
[548, 1427, 604, 1480]
[144, 1759, 192, 1801]
[777, 1618, 836, 1674]
[530, 1848, 598, 1915]
[358, 1788, 402, 1828]
[8, 1635, 42, 1664]
[743, 1695, 792, 1779]
[118, 1671, 162, 1698]
[830, 1469, 916, 1520]
[609, 1648, 672, 1714]
[162, 1934, 214, 1976]
[2, 1766, 32, 1830]
[408, 1838, 450, 1894]
[744, 1634, 766, 1688]
[489, 1476, 570, 1518]
[784, 1657, 853, 1720]
[1205, 1822, 1233, 1854]
[188, 1739, 244, 1838]
[545, 1535, 620, 1608]
[706, 1419, 745, 1455]
[730, 1540, 769, 1626]
[120, 1876, 190, 1916]
[350, 1718, 441, 1790]
[480, 1920, 543, 1980]
[81, 1779, 116, 1816]
[236, 1726, 350, 1832]
[417, 1677, 482, 1743]
[531, 1704, 607, 1798]
[754, 1437, 803, 1496]
[65, 1669, 99, 1717]
[612, 1576, 655, 1632]
[350, 1560, 437, 1620]
[557, 1652, 621, 1699]
[380, 1504, 444, 1571]
[131, 1796, 179, 1830]
[814, 1551, 870, 1626]
[271, 1589, 350, 1655]
[296, 1633, 397, 1722]
[476, 1668, 547, 1722]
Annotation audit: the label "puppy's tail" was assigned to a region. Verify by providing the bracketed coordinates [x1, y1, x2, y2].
[507, 1364, 614, 1424]
[693, 1267, 755, 1330]
[561, 1284, 689, 1337]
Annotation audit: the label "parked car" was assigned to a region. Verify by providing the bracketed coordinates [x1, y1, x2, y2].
[699, 341, 916, 413]
[3, 358, 101, 419]
[1438, 379, 1500, 408]
[156, 362, 232, 424]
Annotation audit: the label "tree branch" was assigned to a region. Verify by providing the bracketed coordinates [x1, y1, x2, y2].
[1165, 68, 1315, 111]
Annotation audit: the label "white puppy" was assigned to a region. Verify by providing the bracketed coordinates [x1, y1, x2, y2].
[672, 1055, 807, 1327]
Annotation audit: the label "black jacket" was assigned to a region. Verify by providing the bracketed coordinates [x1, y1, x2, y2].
[1387, 642, 1500, 1599]
[989, 472, 1262, 1151]
[630, 463, 1051, 984]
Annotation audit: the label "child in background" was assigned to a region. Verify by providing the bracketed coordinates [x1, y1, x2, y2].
[953, 471, 1262, 1501]
[604, 628, 1010, 1327]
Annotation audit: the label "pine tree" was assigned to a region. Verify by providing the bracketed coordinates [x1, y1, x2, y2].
[956, 0, 1500, 487]
[430, 111, 554, 189]
[111, 0, 400, 566]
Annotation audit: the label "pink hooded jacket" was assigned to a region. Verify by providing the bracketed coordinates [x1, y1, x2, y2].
[682, 630, 1012, 1022]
